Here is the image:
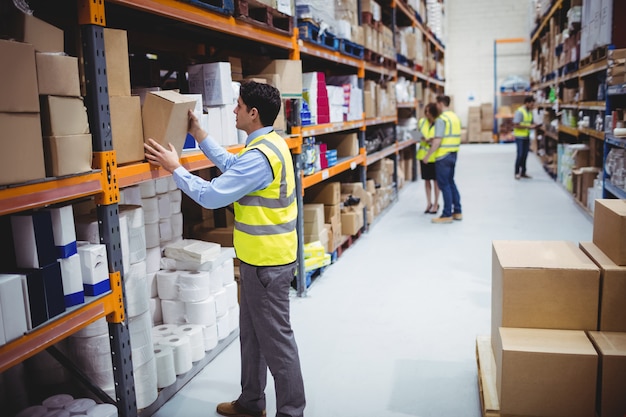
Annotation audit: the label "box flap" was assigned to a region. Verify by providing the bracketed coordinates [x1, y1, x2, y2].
[500, 328, 596, 355]
[596, 199, 626, 216]
[579, 241, 626, 272]
[588, 331, 626, 356]
[493, 240, 599, 270]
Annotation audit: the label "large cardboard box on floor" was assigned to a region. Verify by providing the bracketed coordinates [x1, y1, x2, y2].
[480, 103, 494, 131]
[36, 53, 80, 97]
[304, 182, 341, 205]
[593, 199, 626, 266]
[0, 113, 46, 186]
[587, 331, 626, 417]
[491, 241, 600, 353]
[110, 96, 145, 165]
[142, 91, 198, 156]
[103, 28, 131, 97]
[43, 134, 93, 177]
[0, 39, 40, 112]
[580, 241, 626, 331]
[495, 328, 597, 417]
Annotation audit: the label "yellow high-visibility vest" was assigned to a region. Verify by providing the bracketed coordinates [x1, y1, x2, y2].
[233, 131, 298, 266]
[434, 110, 461, 159]
[513, 106, 533, 138]
[416, 117, 436, 163]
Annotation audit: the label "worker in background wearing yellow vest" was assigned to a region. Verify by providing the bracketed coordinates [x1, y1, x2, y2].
[513, 96, 538, 180]
[144, 81, 306, 417]
[416, 103, 442, 214]
[421, 95, 462, 224]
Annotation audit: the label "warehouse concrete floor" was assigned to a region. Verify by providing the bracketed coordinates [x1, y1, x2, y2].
[152, 143, 593, 417]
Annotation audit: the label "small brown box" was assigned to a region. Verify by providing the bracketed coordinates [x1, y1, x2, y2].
[593, 199, 626, 266]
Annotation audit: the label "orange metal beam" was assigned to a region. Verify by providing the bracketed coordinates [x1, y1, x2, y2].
[78, 0, 106, 26]
[92, 150, 120, 206]
[495, 38, 527, 44]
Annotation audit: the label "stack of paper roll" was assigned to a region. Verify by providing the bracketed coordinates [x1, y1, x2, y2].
[174, 324, 205, 362]
[153, 346, 176, 388]
[85, 403, 118, 417]
[124, 261, 149, 318]
[64, 398, 96, 415]
[67, 320, 115, 399]
[43, 409, 71, 417]
[42, 394, 73, 410]
[158, 335, 192, 375]
[119, 205, 146, 265]
[120, 185, 142, 206]
[127, 309, 157, 408]
[15, 405, 47, 417]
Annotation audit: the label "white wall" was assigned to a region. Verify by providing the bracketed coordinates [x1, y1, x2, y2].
[445, 0, 533, 126]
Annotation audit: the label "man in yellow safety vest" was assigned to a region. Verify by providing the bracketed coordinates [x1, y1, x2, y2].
[421, 95, 463, 224]
[513, 96, 538, 180]
[144, 81, 305, 417]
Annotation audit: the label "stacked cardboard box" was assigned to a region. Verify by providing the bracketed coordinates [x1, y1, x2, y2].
[607, 49, 626, 87]
[480, 103, 494, 143]
[467, 106, 481, 143]
[303, 204, 329, 252]
[367, 159, 395, 215]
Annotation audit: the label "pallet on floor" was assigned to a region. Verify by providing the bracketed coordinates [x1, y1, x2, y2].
[333, 229, 362, 259]
[476, 336, 500, 417]
[234, 0, 292, 34]
[180, 0, 234, 15]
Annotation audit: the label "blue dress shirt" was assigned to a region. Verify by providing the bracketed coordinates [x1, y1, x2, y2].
[172, 127, 274, 209]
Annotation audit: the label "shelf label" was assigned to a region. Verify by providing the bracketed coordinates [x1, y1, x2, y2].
[322, 170, 329, 180]
[350, 162, 357, 170]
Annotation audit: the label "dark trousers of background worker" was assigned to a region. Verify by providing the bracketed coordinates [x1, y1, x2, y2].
[435, 151, 462, 218]
[515, 137, 530, 176]
[238, 261, 306, 417]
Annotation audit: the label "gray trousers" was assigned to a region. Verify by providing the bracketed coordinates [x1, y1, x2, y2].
[237, 261, 305, 417]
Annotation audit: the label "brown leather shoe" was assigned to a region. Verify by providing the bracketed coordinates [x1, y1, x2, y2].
[431, 216, 453, 224]
[452, 213, 463, 221]
[216, 401, 266, 417]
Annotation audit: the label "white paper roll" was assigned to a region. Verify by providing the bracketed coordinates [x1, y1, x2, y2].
[144, 222, 160, 249]
[72, 318, 108, 338]
[65, 398, 96, 415]
[150, 297, 162, 325]
[141, 197, 159, 224]
[43, 394, 74, 410]
[228, 305, 239, 333]
[85, 403, 117, 417]
[15, 406, 47, 417]
[214, 288, 228, 318]
[167, 176, 177, 191]
[74, 213, 100, 244]
[171, 212, 183, 238]
[139, 181, 156, 198]
[157, 194, 171, 220]
[155, 177, 170, 195]
[145, 247, 161, 274]
[147, 272, 158, 298]
[134, 358, 158, 409]
[175, 324, 205, 362]
[161, 299, 186, 325]
[118, 213, 130, 275]
[158, 335, 192, 375]
[124, 262, 149, 318]
[159, 219, 172, 243]
[184, 296, 216, 326]
[216, 258, 235, 286]
[152, 324, 177, 340]
[216, 310, 230, 341]
[178, 271, 211, 302]
[156, 270, 178, 300]
[43, 409, 71, 417]
[208, 269, 223, 295]
[159, 257, 176, 270]
[128, 311, 154, 368]
[154, 345, 176, 389]
[121, 186, 142, 206]
[168, 189, 182, 203]
[202, 324, 218, 351]
[224, 281, 238, 309]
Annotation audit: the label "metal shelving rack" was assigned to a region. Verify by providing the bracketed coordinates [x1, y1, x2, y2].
[1, 0, 444, 414]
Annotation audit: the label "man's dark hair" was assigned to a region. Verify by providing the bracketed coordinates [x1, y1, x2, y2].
[425, 102, 440, 119]
[239, 81, 281, 127]
[524, 96, 535, 104]
[436, 95, 451, 107]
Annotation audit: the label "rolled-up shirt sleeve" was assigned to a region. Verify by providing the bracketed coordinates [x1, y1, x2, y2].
[172, 135, 273, 209]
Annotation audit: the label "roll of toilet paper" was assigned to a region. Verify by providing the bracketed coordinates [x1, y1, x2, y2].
[43, 409, 71, 417]
[152, 324, 177, 340]
[159, 218, 172, 243]
[128, 311, 154, 368]
[178, 271, 211, 303]
[175, 324, 205, 362]
[156, 270, 178, 300]
[202, 324, 218, 351]
[74, 214, 100, 244]
[224, 281, 238, 309]
[150, 297, 162, 325]
[167, 176, 177, 191]
[216, 310, 230, 341]
[161, 299, 186, 325]
[215, 258, 235, 286]
[43, 394, 74, 410]
[72, 317, 108, 338]
[184, 296, 216, 326]
[168, 189, 182, 203]
[85, 403, 117, 417]
[118, 213, 130, 275]
[124, 261, 149, 318]
[15, 406, 47, 417]
[155, 177, 170, 195]
[159, 335, 192, 375]
[134, 358, 158, 409]
[67, 334, 113, 381]
[121, 186, 142, 206]
[208, 269, 223, 295]
[171, 212, 183, 238]
[145, 247, 161, 274]
[139, 181, 156, 198]
[144, 222, 160, 249]
[64, 398, 96, 415]
[141, 197, 159, 224]
[157, 194, 171, 220]
[214, 288, 228, 318]
[147, 272, 158, 297]
[228, 305, 239, 333]
[121, 207, 146, 264]
[154, 345, 176, 388]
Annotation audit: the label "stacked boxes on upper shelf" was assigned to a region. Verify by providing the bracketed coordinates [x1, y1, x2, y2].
[607, 48, 626, 87]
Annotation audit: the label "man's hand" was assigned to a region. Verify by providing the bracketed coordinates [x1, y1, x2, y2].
[144, 138, 181, 173]
[188, 109, 207, 144]
[421, 158, 429, 164]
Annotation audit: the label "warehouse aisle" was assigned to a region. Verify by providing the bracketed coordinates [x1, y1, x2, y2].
[153, 144, 593, 417]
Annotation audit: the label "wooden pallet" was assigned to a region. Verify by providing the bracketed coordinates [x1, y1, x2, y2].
[363, 49, 396, 69]
[234, 0, 292, 34]
[476, 336, 500, 417]
[580, 45, 609, 68]
[334, 229, 362, 259]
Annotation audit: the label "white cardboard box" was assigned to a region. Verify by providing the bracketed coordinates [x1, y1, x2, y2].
[188, 62, 234, 106]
